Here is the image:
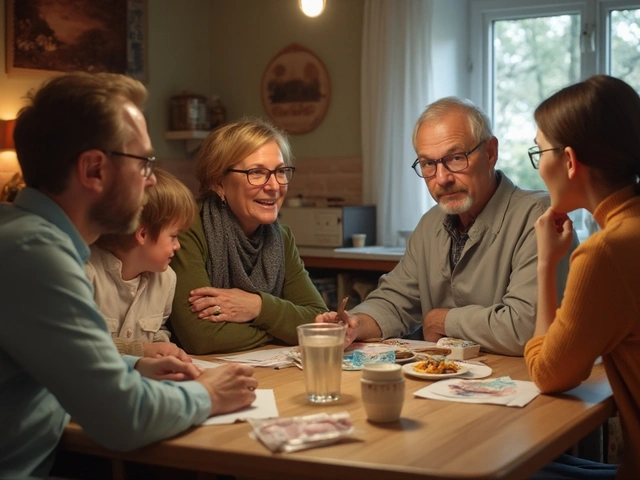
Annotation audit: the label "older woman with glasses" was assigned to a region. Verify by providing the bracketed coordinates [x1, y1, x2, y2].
[525, 75, 640, 478]
[169, 118, 327, 354]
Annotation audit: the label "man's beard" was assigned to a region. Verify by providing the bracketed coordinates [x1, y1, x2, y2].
[435, 188, 474, 215]
[90, 178, 142, 235]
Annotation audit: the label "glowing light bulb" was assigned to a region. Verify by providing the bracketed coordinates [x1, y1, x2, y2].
[299, 0, 325, 18]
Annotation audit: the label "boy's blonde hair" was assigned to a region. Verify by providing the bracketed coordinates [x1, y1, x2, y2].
[97, 168, 197, 252]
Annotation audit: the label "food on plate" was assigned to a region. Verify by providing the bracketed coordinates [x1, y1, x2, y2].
[412, 355, 460, 375]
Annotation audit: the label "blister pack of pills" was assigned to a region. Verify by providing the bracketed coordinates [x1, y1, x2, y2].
[248, 411, 355, 453]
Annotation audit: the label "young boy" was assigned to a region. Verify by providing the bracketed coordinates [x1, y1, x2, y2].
[86, 168, 197, 354]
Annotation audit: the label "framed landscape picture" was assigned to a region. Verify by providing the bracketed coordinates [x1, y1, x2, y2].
[5, 0, 147, 82]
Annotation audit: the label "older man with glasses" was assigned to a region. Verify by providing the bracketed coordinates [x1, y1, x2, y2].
[318, 96, 576, 356]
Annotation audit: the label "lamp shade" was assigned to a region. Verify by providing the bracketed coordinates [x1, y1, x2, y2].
[0, 119, 16, 151]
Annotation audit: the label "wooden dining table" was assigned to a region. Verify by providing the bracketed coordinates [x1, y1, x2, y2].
[59, 352, 615, 480]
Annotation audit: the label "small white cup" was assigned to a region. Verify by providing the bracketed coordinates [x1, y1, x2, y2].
[352, 233, 367, 248]
[360, 363, 405, 423]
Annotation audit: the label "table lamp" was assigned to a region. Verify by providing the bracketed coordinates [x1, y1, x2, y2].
[0, 119, 16, 151]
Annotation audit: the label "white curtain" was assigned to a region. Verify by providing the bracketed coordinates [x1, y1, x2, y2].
[361, 0, 435, 247]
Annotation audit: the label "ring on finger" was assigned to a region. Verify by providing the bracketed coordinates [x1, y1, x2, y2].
[214, 305, 222, 316]
[248, 386, 255, 391]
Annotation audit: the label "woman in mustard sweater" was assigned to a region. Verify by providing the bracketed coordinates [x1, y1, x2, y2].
[525, 75, 640, 478]
[169, 118, 327, 354]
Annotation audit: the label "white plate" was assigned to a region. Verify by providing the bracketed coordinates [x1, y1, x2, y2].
[457, 362, 492, 379]
[402, 361, 469, 380]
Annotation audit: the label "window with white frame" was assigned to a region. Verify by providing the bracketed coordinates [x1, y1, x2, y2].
[470, 0, 640, 240]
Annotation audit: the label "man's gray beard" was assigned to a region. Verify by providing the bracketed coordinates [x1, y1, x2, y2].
[437, 194, 474, 215]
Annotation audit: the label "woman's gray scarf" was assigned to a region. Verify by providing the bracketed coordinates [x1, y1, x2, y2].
[201, 194, 285, 297]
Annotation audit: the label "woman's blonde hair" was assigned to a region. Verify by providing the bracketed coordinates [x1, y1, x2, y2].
[195, 117, 292, 199]
[97, 168, 197, 251]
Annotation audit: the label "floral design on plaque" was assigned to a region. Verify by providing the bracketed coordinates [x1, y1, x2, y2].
[261, 43, 331, 134]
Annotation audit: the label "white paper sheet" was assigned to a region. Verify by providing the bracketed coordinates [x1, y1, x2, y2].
[190, 358, 223, 369]
[202, 389, 279, 425]
[217, 347, 296, 368]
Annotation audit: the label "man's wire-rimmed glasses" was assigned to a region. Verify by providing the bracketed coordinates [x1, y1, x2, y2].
[527, 146, 563, 169]
[411, 140, 486, 178]
[108, 151, 156, 178]
[227, 166, 296, 186]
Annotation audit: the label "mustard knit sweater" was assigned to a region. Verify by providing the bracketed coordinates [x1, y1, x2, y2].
[525, 185, 640, 478]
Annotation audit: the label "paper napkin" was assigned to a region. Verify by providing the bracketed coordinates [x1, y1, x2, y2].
[414, 376, 540, 407]
[203, 389, 279, 425]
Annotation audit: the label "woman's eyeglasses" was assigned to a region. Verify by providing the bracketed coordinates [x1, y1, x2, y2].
[227, 167, 296, 186]
[527, 146, 564, 169]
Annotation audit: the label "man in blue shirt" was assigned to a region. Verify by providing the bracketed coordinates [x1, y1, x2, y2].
[0, 72, 258, 479]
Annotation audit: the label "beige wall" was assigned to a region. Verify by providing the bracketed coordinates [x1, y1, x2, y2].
[0, 0, 213, 157]
[204, 0, 365, 205]
[208, 0, 363, 159]
[0, 0, 364, 200]
[0, 0, 213, 189]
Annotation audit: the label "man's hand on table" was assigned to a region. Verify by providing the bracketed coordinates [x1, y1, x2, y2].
[135, 356, 203, 381]
[143, 342, 192, 363]
[315, 310, 360, 347]
[423, 308, 449, 342]
[315, 311, 383, 347]
[197, 363, 258, 416]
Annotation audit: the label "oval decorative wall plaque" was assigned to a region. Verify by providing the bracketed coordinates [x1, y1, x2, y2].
[261, 43, 331, 134]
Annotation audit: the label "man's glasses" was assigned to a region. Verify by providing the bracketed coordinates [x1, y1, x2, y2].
[108, 151, 156, 178]
[226, 166, 296, 186]
[411, 140, 485, 178]
[527, 146, 563, 169]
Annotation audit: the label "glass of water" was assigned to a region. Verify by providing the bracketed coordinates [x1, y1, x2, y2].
[297, 323, 346, 403]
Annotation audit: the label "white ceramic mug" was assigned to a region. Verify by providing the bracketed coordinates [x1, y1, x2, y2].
[352, 233, 367, 248]
[360, 363, 405, 422]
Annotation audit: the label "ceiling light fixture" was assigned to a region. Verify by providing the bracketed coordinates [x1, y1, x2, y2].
[299, 0, 325, 18]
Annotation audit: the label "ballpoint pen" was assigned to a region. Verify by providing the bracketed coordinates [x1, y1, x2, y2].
[336, 295, 349, 325]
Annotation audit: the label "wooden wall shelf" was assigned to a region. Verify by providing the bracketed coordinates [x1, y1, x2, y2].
[163, 130, 209, 153]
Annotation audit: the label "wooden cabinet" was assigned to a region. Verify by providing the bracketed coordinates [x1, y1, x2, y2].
[299, 249, 401, 310]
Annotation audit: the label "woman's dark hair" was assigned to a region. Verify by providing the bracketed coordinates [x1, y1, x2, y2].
[534, 75, 640, 189]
